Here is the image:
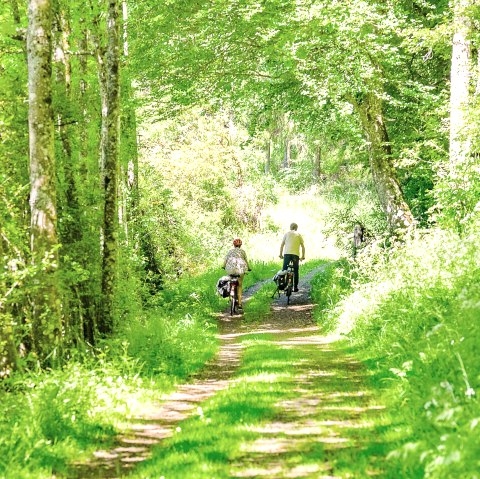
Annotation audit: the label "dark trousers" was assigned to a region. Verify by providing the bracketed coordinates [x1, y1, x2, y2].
[283, 254, 300, 288]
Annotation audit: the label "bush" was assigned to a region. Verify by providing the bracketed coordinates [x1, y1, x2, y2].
[326, 220, 480, 478]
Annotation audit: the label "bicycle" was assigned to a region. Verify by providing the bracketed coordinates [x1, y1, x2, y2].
[272, 259, 295, 305]
[228, 274, 241, 315]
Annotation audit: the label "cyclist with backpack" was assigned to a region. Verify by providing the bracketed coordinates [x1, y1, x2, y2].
[223, 238, 251, 309]
[279, 223, 305, 292]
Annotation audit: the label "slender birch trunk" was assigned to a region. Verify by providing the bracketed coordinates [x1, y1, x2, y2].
[282, 137, 290, 169]
[68, 17, 96, 345]
[53, 1, 89, 346]
[27, 0, 62, 361]
[53, 2, 78, 243]
[264, 137, 271, 174]
[121, 1, 139, 233]
[98, 0, 121, 335]
[449, 0, 472, 167]
[314, 143, 322, 180]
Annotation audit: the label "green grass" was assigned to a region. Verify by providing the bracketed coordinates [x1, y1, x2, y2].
[130, 324, 396, 478]
[309, 221, 480, 478]
[0, 262, 280, 479]
[311, 258, 353, 332]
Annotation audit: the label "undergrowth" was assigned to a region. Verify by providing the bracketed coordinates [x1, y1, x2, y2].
[311, 217, 480, 478]
[0, 262, 276, 479]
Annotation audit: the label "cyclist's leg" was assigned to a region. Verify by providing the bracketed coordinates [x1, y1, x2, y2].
[292, 255, 300, 289]
[282, 254, 291, 271]
[237, 274, 244, 307]
[230, 282, 236, 314]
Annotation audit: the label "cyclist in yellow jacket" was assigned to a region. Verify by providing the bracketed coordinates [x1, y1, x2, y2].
[279, 223, 305, 292]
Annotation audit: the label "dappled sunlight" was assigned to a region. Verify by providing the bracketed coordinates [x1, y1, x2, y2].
[271, 303, 316, 313]
[221, 324, 320, 338]
[229, 293, 388, 478]
[232, 463, 333, 479]
[241, 437, 311, 454]
[70, 264, 391, 479]
[239, 372, 291, 383]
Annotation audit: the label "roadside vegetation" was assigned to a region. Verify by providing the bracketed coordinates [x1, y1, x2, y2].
[0, 260, 281, 479]
[312, 218, 480, 478]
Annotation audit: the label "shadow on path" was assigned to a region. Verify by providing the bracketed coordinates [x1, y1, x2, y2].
[68, 265, 390, 478]
[67, 273, 294, 479]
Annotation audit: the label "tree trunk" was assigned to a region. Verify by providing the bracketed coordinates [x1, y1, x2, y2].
[98, 0, 121, 336]
[53, 3, 78, 244]
[27, 0, 62, 362]
[53, 1, 88, 346]
[122, 97, 139, 234]
[356, 92, 414, 231]
[476, 43, 480, 96]
[449, 0, 472, 167]
[76, 20, 96, 346]
[282, 137, 290, 169]
[121, 1, 139, 234]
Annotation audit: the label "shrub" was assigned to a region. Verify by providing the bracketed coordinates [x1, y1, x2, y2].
[325, 219, 480, 478]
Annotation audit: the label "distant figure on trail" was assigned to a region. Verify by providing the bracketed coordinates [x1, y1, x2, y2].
[279, 223, 305, 292]
[223, 238, 251, 309]
[353, 223, 364, 258]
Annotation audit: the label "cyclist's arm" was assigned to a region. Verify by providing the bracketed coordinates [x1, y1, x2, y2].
[300, 239, 305, 260]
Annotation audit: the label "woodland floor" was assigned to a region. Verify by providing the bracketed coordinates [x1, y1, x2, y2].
[68, 268, 389, 479]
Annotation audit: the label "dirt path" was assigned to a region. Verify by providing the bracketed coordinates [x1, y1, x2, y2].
[68, 276, 278, 479]
[229, 270, 387, 478]
[69, 267, 385, 478]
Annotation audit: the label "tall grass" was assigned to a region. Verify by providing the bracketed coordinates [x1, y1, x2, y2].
[312, 218, 480, 478]
[0, 357, 138, 478]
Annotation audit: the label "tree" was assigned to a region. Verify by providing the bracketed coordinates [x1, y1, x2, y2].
[98, 0, 121, 335]
[430, 0, 480, 226]
[351, 91, 414, 230]
[27, 0, 62, 361]
[130, 0, 415, 230]
[449, 0, 472, 167]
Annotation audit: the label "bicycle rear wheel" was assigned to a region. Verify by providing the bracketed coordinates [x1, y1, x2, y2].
[286, 285, 292, 304]
[230, 286, 237, 315]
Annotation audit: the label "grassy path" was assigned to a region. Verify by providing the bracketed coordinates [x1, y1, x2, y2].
[70, 267, 393, 478]
[230, 268, 391, 478]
